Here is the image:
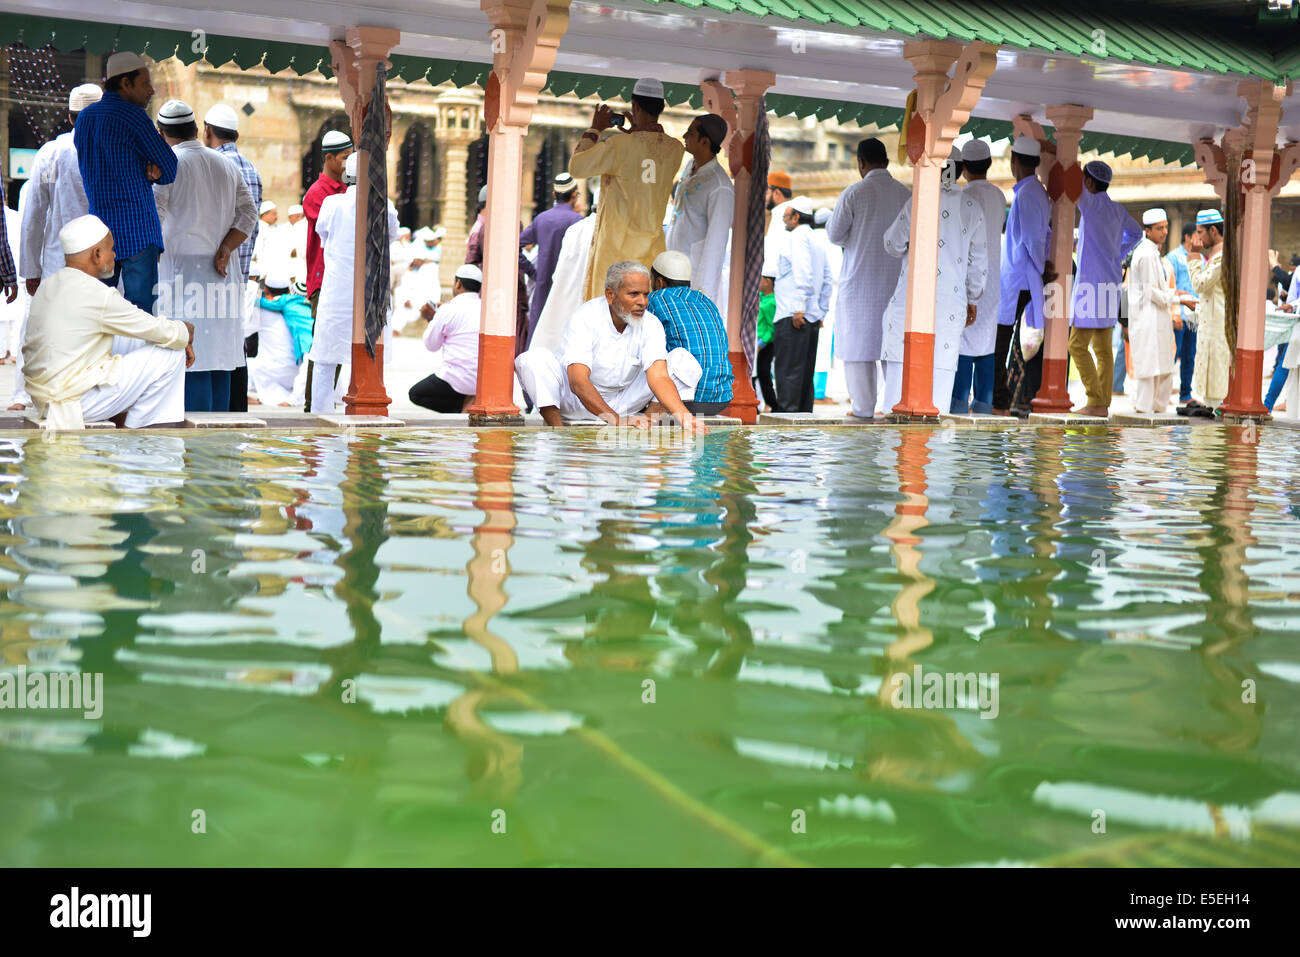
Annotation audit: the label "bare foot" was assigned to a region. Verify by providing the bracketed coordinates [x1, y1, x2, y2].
[248, 396, 262, 406]
[7, 402, 25, 411]
[1075, 405, 1109, 417]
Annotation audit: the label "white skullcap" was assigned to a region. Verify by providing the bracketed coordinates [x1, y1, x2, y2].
[343, 151, 358, 182]
[204, 103, 239, 132]
[264, 273, 290, 291]
[477, 184, 488, 204]
[431, 226, 446, 240]
[554, 172, 577, 193]
[1011, 136, 1041, 158]
[397, 226, 411, 237]
[105, 51, 146, 80]
[413, 226, 435, 241]
[790, 195, 814, 217]
[814, 208, 832, 226]
[259, 200, 277, 215]
[652, 250, 692, 282]
[288, 205, 303, 216]
[321, 130, 352, 153]
[1142, 208, 1168, 226]
[68, 83, 102, 112]
[157, 99, 194, 126]
[962, 139, 991, 161]
[455, 264, 483, 283]
[633, 77, 665, 99]
[59, 214, 110, 256]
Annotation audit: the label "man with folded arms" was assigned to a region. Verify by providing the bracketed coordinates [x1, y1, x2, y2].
[23, 215, 193, 430]
[515, 261, 706, 432]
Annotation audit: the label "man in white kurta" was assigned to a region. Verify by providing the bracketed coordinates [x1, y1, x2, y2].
[308, 152, 400, 414]
[763, 171, 794, 275]
[773, 197, 829, 412]
[285, 205, 308, 285]
[151, 100, 255, 412]
[666, 114, 733, 310]
[515, 261, 704, 430]
[1126, 209, 1180, 414]
[24, 215, 192, 430]
[953, 139, 1004, 414]
[826, 138, 911, 418]
[532, 213, 597, 354]
[880, 150, 987, 415]
[251, 202, 288, 279]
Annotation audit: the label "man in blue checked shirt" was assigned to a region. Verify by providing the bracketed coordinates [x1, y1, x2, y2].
[647, 250, 733, 415]
[74, 51, 177, 314]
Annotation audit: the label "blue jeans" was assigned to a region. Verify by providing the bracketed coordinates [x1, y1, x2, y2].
[185, 371, 232, 412]
[111, 245, 160, 314]
[1112, 324, 1126, 394]
[951, 353, 995, 413]
[1174, 323, 1198, 403]
[1265, 343, 1289, 411]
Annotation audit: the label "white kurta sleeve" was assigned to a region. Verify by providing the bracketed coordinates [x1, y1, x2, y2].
[883, 206, 910, 258]
[153, 182, 171, 234]
[965, 204, 987, 304]
[792, 231, 816, 313]
[19, 152, 53, 278]
[826, 189, 853, 248]
[698, 183, 733, 303]
[1139, 247, 1176, 310]
[98, 290, 190, 350]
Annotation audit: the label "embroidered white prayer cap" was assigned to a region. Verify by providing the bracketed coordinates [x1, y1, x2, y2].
[455, 264, 483, 283]
[264, 273, 291, 291]
[652, 250, 692, 282]
[1197, 208, 1225, 226]
[59, 214, 110, 256]
[105, 51, 146, 80]
[288, 204, 304, 217]
[1011, 135, 1041, 158]
[68, 84, 102, 112]
[259, 200, 277, 215]
[321, 130, 352, 153]
[814, 208, 832, 226]
[633, 77, 665, 99]
[961, 138, 991, 161]
[157, 99, 195, 126]
[204, 103, 240, 132]
[293, 280, 308, 296]
[790, 195, 814, 217]
[343, 151, 358, 183]
[1142, 208, 1168, 226]
[553, 172, 577, 194]
[1084, 160, 1112, 183]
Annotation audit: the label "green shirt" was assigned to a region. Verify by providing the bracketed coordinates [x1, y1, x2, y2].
[758, 293, 775, 346]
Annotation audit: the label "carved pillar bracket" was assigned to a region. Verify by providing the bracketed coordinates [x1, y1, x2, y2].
[891, 40, 998, 420]
[469, 0, 573, 425]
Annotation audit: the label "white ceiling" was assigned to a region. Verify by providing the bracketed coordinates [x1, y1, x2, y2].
[9, 0, 1300, 148]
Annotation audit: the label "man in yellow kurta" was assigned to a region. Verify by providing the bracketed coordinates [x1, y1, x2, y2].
[569, 77, 684, 301]
[1188, 208, 1229, 413]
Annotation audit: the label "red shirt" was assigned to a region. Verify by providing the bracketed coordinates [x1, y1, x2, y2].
[303, 172, 348, 297]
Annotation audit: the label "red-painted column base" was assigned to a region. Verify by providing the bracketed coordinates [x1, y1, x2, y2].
[891, 331, 938, 418]
[721, 351, 759, 423]
[344, 342, 392, 416]
[468, 332, 524, 425]
[1031, 356, 1072, 412]
[1219, 347, 1268, 417]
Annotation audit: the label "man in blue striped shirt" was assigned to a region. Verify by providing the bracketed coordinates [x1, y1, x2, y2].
[647, 250, 733, 414]
[74, 51, 177, 314]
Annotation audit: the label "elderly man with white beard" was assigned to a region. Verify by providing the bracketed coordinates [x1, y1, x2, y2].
[515, 261, 707, 433]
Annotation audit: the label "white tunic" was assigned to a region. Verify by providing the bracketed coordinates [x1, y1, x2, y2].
[533, 213, 596, 354]
[774, 224, 827, 322]
[666, 156, 734, 308]
[826, 168, 912, 362]
[1126, 236, 1178, 379]
[153, 140, 257, 372]
[308, 186, 400, 366]
[763, 200, 792, 276]
[19, 131, 90, 278]
[959, 179, 1005, 356]
[252, 221, 290, 279]
[248, 299, 302, 407]
[880, 185, 987, 372]
[423, 291, 481, 396]
[559, 296, 670, 403]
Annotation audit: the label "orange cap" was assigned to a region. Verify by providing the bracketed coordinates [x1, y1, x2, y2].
[768, 170, 792, 191]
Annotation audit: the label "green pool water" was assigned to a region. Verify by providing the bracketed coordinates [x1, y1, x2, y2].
[1, 424, 1298, 867]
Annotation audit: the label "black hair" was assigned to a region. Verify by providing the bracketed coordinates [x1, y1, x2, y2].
[631, 94, 665, 119]
[772, 186, 793, 200]
[554, 189, 576, 204]
[1084, 173, 1109, 192]
[962, 157, 991, 176]
[1011, 151, 1040, 171]
[458, 277, 482, 294]
[1183, 223, 1198, 241]
[160, 120, 198, 140]
[206, 124, 238, 143]
[651, 269, 689, 289]
[1290, 252, 1300, 266]
[857, 137, 887, 165]
[105, 68, 143, 93]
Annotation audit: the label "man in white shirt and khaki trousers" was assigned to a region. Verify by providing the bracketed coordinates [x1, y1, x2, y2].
[24, 215, 194, 430]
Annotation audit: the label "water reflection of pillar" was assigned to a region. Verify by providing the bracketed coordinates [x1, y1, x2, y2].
[696, 430, 757, 678]
[1025, 427, 1066, 637]
[331, 436, 389, 681]
[446, 430, 522, 799]
[878, 429, 935, 704]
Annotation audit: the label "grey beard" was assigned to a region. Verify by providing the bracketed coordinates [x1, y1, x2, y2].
[615, 308, 643, 326]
